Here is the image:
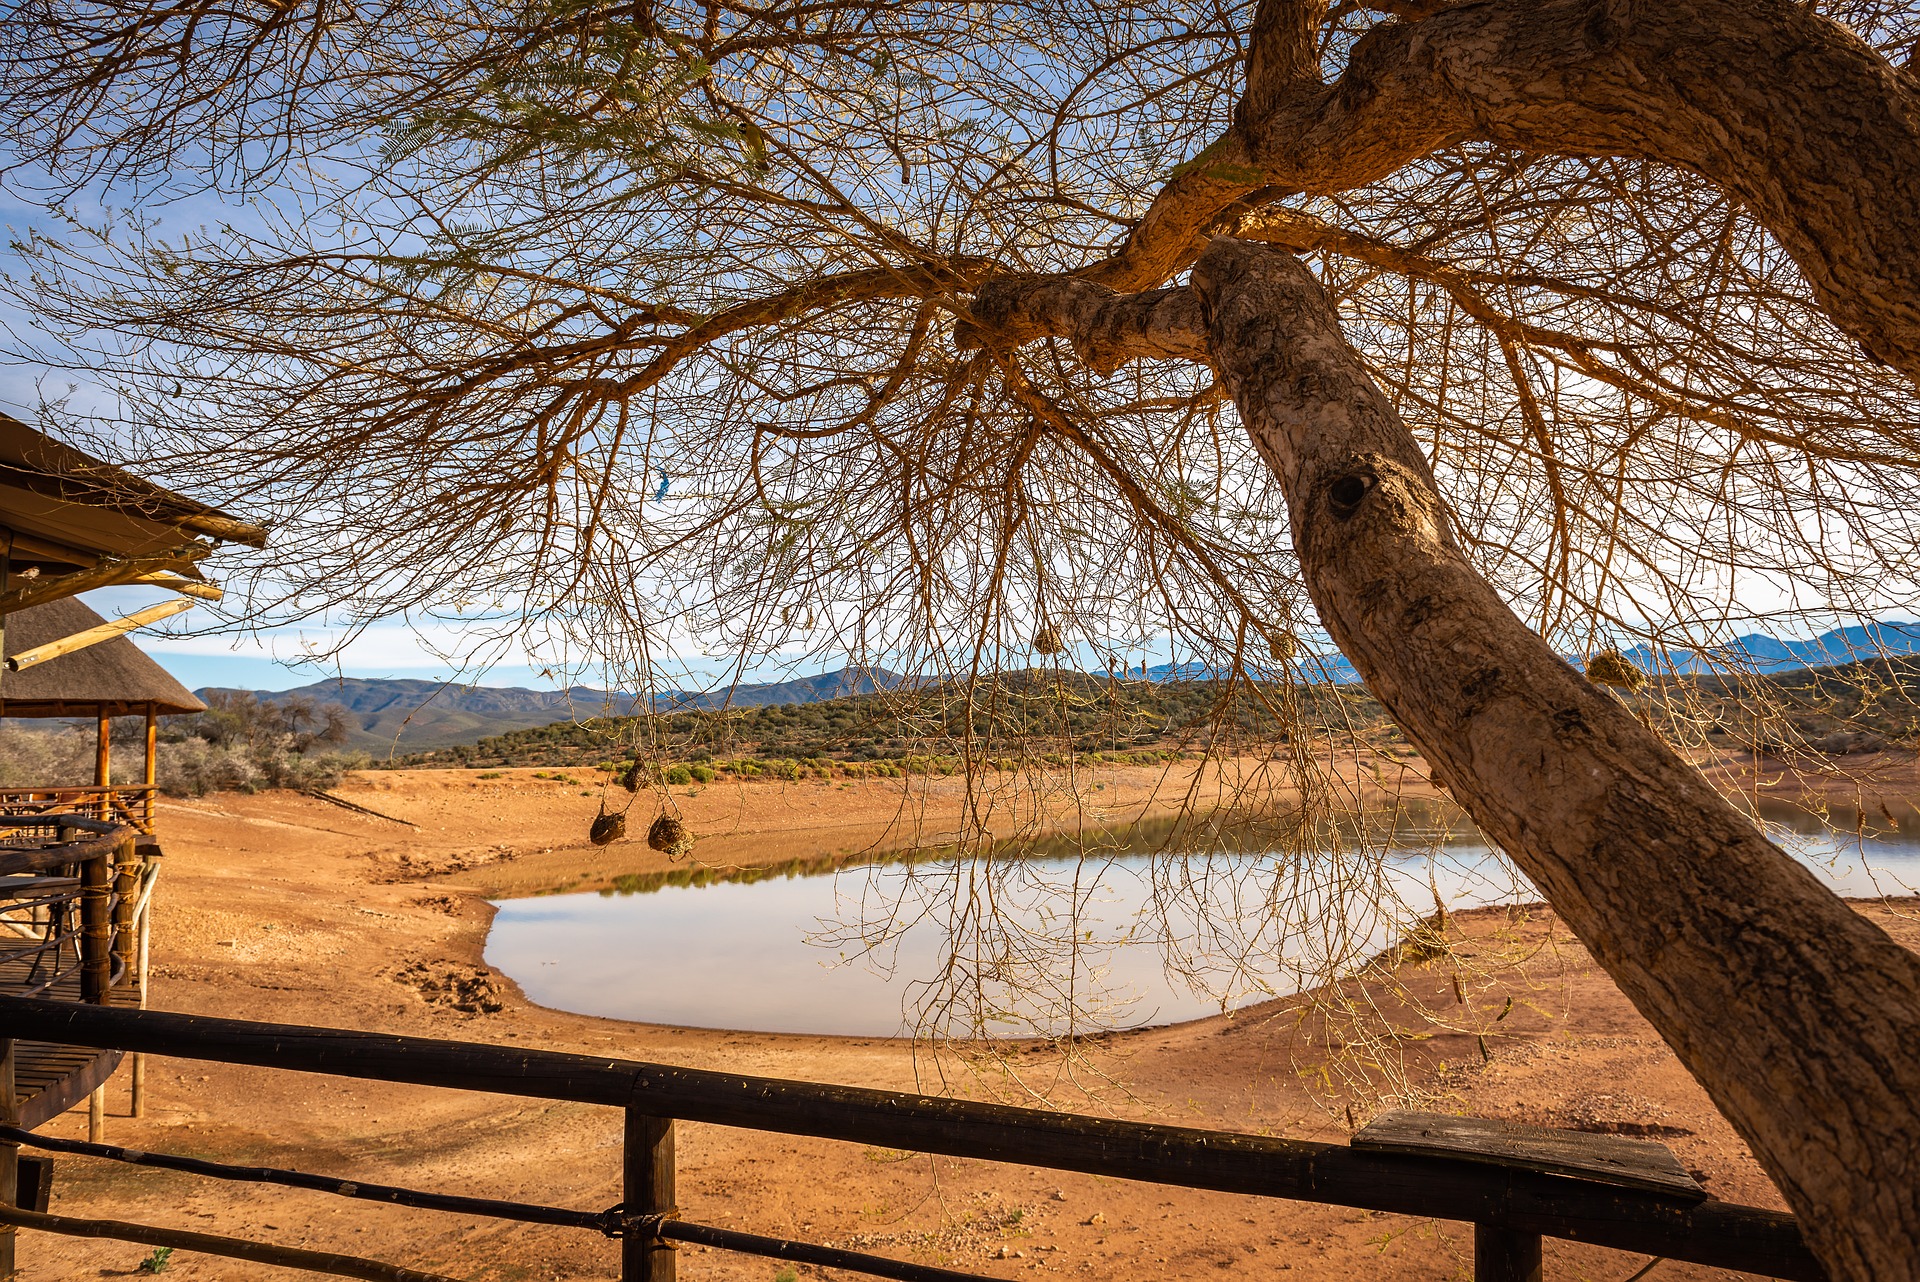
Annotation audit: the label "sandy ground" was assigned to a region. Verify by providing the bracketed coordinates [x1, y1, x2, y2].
[11, 756, 1920, 1282]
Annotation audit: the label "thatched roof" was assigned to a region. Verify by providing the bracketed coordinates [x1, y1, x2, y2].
[0, 597, 204, 717]
[1, 412, 265, 610]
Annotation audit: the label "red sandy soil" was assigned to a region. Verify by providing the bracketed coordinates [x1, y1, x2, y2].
[10, 759, 1919, 1282]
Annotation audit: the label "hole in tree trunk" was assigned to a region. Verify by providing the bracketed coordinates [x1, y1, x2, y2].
[1327, 472, 1373, 519]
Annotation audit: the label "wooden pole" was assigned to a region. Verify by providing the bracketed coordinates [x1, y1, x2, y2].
[94, 712, 110, 822]
[143, 703, 157, 832]
[1476, 1224, 1543, 1282]
[623, 1111, 675, 1282]
[1, 1037, 17, 1281]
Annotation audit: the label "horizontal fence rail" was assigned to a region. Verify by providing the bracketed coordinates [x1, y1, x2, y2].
[0, 996, 1824, 1281]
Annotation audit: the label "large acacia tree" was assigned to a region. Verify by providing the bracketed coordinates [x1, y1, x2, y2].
[6, 0, 1920, 1273]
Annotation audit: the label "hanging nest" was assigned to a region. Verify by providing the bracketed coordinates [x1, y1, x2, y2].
[647, 814, 694, 857]
[1033, 624, 1064, 655]
[1266, 631, 1296, 663]
[589, 811, 627, 846]
[619, 758, 644, 792]
[1585, 649, 1646, 690]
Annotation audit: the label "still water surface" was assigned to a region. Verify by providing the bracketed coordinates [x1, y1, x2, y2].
[485, 801, 1920, 1038]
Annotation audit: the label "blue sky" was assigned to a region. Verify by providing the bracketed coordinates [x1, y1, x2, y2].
[77, 585, 571, 692]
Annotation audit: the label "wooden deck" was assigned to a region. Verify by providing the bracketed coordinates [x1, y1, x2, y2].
[1, 942, 135, 1128]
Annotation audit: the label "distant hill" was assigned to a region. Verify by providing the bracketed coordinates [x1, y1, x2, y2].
[1126, 621, 1920, 685]
[1620, 620, 1920, 675]
[202, 620, 1920, 754]
[199, 667, 905, 752]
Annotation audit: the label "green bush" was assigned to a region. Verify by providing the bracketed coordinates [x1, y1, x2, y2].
[664, 764, 693, 785]
[689, 764, 715, 783]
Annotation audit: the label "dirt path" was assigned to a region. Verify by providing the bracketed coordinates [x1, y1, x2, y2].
[12, 763, 1918, 1281]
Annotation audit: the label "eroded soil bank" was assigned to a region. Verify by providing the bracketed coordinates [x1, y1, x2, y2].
[12, 756, 1919, 1281]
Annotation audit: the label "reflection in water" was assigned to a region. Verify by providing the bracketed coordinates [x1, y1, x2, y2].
[485, 801, 1920, 1039]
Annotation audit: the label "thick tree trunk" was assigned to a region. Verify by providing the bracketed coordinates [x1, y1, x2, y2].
[1189, 237, 1920, 1281]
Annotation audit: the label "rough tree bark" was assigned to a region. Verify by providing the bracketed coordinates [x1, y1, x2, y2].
[1180, 237, 1920, 1281]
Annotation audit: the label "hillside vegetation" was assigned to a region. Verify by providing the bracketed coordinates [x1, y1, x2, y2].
[394, 659, 1920, 778]
[1683, 656, 1920, 754]
[396, 672, 1407, 773]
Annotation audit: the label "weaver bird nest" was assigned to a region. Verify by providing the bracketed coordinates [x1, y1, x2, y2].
[620, 759, 644, 792]
[589, 812, 627, 846]
[1586, 649, 1646, 690]
[1033, 624, 1064, 656]
[648, 814, 694, 857]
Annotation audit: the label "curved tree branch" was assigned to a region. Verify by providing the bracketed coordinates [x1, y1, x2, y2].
[1030, 0, 1920, 382]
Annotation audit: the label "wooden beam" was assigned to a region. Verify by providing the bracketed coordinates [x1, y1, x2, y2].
[170, 512, 268, 548]
[0, 466, 266, 549]
[130, 574, 222, 601]
[0, 552, 207, 615]
[7, 599, 195, 673]
[1353, 1111, 1703, 1199]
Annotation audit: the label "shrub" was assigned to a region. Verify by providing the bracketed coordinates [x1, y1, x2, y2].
[0, 726, 93, 787]
[156, 691, 361, 795]
[664, 764, 693, 785]
[158, 742, 369, 797]
[689, 765, 715, 783]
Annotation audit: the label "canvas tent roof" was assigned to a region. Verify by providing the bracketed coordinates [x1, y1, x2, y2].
[0, 412, 265, 612]
[0, 597, 204, 717]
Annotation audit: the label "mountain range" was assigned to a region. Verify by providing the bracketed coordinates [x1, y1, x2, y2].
[200, 667, 904, 751]
[206, 620, 1920, 752]
[1126, 620, 1920, 684]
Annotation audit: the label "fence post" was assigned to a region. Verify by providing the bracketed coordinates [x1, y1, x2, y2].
[112, 837, 137, 991]
[81, 844, 114, 1143]
[623, 1111, 676, 1282]
[132, 860, 154, 1118]
[108, 836, 140, 1113]
[2, 1037, 18, 1281]
[1475, 1223, 1543, 1282]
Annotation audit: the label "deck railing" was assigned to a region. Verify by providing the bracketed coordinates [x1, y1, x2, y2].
[0, 996, 1826, 1282]
[0, 787, 158, 835]
[0, 817, 154, 1143]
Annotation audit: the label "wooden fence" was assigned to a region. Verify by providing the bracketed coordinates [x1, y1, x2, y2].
[0, 996, 1825, 1282]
